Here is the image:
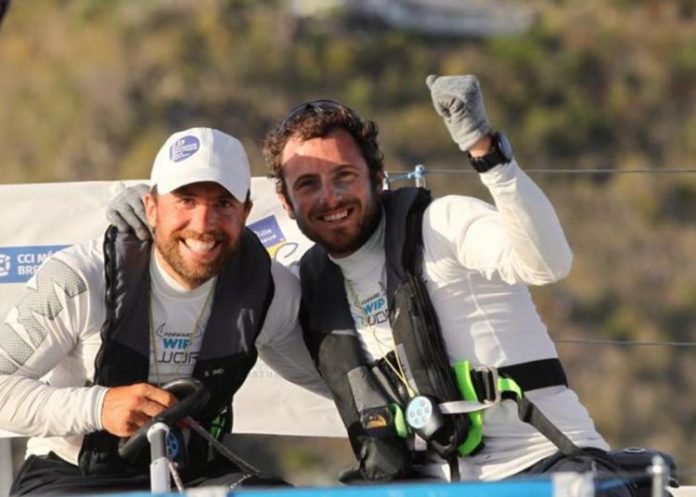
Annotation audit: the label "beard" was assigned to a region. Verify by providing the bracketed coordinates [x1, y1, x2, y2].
[154, 229, 239, 287]
[296, 187, 382, 258]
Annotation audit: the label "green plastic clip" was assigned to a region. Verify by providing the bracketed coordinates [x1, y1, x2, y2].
[453, 360, 525, 456]
[391, 403, 409, 438]
[453, 360, 484, 456]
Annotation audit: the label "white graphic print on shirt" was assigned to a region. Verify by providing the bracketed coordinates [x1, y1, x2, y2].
[350, 287, 388, 328]
[151, 317, 205, 376]
[148, 255, 214, 384]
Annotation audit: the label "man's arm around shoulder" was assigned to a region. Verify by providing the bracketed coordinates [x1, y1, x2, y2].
[255, 261, 330, 398]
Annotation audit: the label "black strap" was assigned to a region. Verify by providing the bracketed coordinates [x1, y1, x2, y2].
[517, 397, 583, 457]
[469, 358, 567, 404]
[401, 189, 433, 274]
[448, 456, 460, 482]
[472, 358, 581, 457]
[499, 358, 568, 391]
[505, 359, 581, 457]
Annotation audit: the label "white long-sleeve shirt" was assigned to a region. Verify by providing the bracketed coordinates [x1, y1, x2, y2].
[0, 238, 328, 465]
[332, 160, 607, 481]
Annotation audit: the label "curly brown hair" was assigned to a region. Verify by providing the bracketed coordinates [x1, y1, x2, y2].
[262, 99, 385, 200]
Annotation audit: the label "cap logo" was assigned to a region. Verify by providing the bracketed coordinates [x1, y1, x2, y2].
[170, 135, 200, 162]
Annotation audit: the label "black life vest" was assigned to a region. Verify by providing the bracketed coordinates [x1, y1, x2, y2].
[78, 226, 274, 476]
[300, 187, 576, 482]
[300, 187, 456, 481]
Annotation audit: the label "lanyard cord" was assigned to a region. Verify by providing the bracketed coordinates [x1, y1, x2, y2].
[149, 282, 215, 386]
[345, 279, 416, 398]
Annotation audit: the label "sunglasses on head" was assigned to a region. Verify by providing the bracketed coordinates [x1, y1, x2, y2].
[277, 99, 356, 130]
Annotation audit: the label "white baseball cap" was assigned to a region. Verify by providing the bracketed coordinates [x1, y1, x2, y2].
[150, 127, 251, 201]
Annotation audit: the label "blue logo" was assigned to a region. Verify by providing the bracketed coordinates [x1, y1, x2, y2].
[0, 245, 70, 284]
[249, 216, 286, 250]
[166, 431, 181, 458]
[170, 135, 200, 162]
[249, 215, 301, 262]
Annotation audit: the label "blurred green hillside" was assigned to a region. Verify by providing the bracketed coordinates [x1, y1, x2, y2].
[1, 0, 695, 485]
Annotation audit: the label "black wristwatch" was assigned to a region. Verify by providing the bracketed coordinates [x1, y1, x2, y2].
[467, 131, 513, 173]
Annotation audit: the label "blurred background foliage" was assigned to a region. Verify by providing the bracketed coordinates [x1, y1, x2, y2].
[1, 0, 696, 486]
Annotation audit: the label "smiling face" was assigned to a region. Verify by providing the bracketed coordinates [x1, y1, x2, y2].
[144, 181, 251, 289]
[280, 129, 383, 258]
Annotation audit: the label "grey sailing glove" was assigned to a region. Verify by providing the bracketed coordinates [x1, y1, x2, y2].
[426, 74, 493, 152]
[106, 183, 151, 241]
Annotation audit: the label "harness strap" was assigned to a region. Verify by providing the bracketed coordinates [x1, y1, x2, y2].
[447, 358, 581, 457]
[440, 400, 497, 414]
[393, 356, 575, 457]
[517, 397, 583, 457]
[499, 358, 568, 391]
[467, 358, 567, 404]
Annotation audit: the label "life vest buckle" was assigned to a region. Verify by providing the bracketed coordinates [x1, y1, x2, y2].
[359, 406, 397, 439]
[471, 366, 501, 404]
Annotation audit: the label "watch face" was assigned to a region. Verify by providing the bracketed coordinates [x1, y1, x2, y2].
[496, 132, 513, 162]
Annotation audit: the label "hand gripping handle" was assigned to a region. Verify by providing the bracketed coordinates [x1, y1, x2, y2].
[118, 378, 210, 463]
